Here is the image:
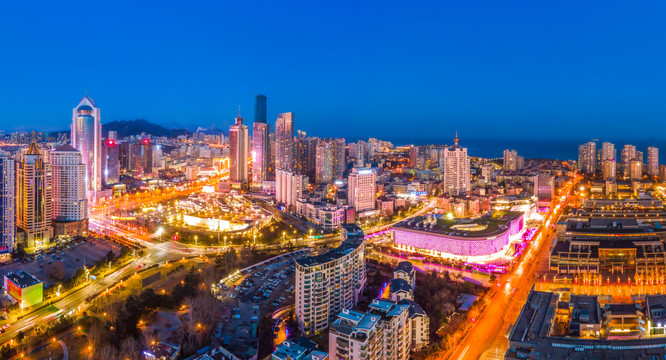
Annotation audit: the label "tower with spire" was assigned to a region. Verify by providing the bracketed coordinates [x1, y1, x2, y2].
[440, 131, 470, 196]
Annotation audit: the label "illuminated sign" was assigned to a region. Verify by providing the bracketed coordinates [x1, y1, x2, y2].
[358, 169, 373, 175]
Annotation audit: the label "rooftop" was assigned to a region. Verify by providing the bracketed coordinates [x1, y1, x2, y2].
[5, 271, 41, 288]
[393, 211, 523, 238]
[296, 238, 364, 267]
[394, 261, 414, 274]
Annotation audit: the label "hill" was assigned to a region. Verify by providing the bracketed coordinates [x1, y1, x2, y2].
[102, 119, 192, 138]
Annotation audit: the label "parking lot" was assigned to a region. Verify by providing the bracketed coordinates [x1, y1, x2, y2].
[210, 249, 308, 358]
[0, 239, 119, 291]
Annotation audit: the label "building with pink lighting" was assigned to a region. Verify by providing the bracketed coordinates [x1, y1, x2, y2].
[391, 211, 524, 261]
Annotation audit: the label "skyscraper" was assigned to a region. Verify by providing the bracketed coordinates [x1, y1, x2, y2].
[347, 168, 376, 212]
[440, 133, 471, 196]
[648, 147, 659, 177]
[102, 139, 120, 185]
[0, 151, 15, 253]
[229, 112, 249, 185]
[275, 112, 294, 171]
[315, 141, 333, 184]
[252, 95, 270, 188]
[254, 95, 267, 124]
[16, 142, 52, 248]
[331, 138, 346, 179]
[578, 141, 597, 174]
[252, 122, 270, 187]
[71, 95, 101, 196]
[51, 145, 88, 237]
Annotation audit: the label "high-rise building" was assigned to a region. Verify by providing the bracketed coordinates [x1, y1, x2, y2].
[533, 173, 555, 207]
[315, 141, 333, 184]
[660, 165, 666, 183]
[602, 159, 616, 181]
[409, 146, 418, 168]
[480, 163, 495, 183]
[16, 142, 52, 248]
[229, 112, 249, 185]
[276, 169, 308, 210]
[296, 225, 366, 336]
[621, 144, 637, 178]
[648, 147, 659, 177]
[332, 138, 346, 179]
[50, 145, 88, 237]
[578, 141, 597, 174]
[102, 139, 120, 185]
[254, 94, 267, 124]
[440, 133, 470, 196]
[348, 168, 376, 212]
[275, 112, 294, 171]
[328, 298, 411, 360]
[123, 139, 153, 178]
[630, 159, 643, 179]
[601, 142, 616, 161]
[503, 149, 523, 171]
[0, 151, 15, 253]
[252, 122, 270, 187]
[71, 95, 101, 196]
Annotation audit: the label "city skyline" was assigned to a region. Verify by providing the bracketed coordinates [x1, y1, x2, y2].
[2, 1, 666, 139]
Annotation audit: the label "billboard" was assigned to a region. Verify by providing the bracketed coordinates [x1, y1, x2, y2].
[6, 280, 21, 302]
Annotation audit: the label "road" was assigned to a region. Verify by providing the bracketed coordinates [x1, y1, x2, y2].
[2, 194, 434, 347]
[445, 177, 578, 360]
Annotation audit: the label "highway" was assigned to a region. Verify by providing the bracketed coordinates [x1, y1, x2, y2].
[445, 177, 578, 360]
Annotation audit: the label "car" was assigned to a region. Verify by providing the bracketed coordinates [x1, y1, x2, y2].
[252, 305, 259, 310]
[250, 315, 258, 321]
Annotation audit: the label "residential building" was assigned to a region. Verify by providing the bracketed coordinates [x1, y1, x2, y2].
[503, 149, 523, 171]
[315, 141, 333, 184]
[648, 147, 659, 177]
[440, 133, 470, 196]
[621, 144, 637, 178]
[295, 225, 366, 335]
[276, 112, 294, 171]
[578, 141, 597, 174]
[397, 299, 430, 350]
[394, 261, 415, 289]
[602, 159, 616, 181]
[276, 169, 308, 210]
[533, 173, 555, 207]
[630, 158, 642, 179]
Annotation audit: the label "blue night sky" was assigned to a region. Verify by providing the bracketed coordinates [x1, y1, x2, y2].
[1, 1, 666, 141]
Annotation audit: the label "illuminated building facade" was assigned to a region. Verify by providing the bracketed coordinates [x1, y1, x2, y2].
[0, 151, 15, 253]
[275, 112, 294, 171]
[229, 113, 249, 185]
[648, 146, 659, 177]
[440, 133, 470, 196]
[102, 139, 120, 185]
[16, 142, 52, 248]
[348, 167, 376, 212]
[296, 225, 366, 336]
[50, 145, 88, 237]
[392, 212, 524, 262]
[71, 95, 101, 196]
[276, 169, 308, 210]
